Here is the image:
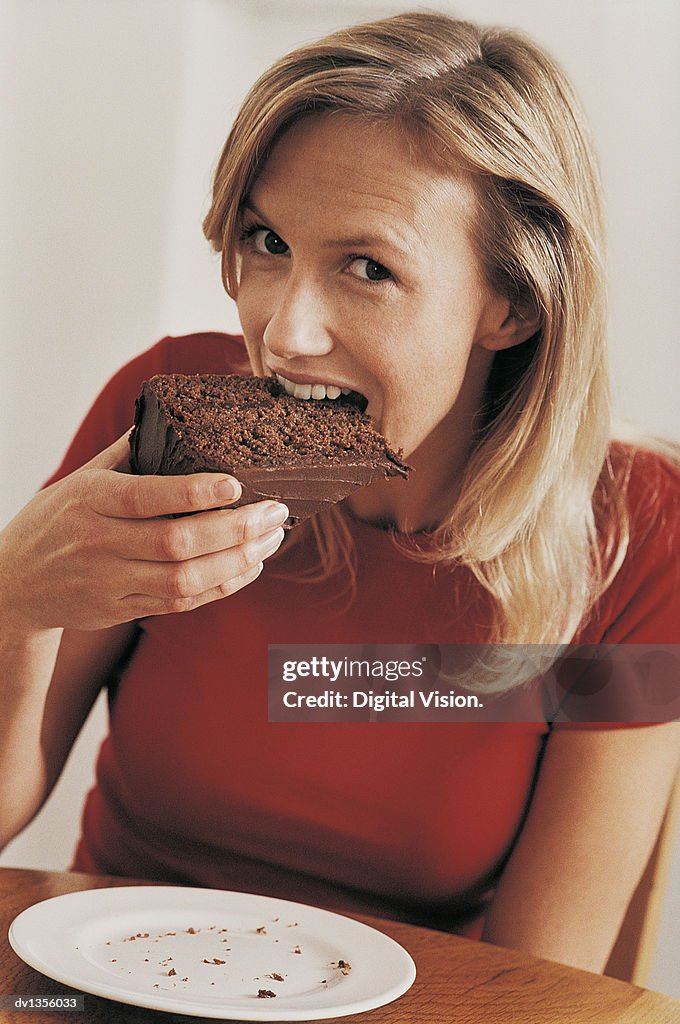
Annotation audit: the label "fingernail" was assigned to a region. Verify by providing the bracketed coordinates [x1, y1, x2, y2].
[259, 501, 290, 529]
[214, 477, 241, 501]
[254, 526, 285, 558]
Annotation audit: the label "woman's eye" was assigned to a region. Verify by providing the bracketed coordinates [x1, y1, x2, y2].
[244, 227, 289, 256]
[349, 257, 392, 283]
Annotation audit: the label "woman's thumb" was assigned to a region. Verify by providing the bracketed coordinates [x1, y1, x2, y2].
[82, 430, 135, 473]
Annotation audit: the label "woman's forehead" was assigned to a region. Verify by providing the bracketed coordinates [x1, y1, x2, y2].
[248, 114, 478, 242]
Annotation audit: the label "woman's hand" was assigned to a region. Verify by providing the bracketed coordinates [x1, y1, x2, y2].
[0, 432, 288, 632]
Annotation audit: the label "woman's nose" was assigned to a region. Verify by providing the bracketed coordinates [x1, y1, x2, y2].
[262, 278, 334, 361]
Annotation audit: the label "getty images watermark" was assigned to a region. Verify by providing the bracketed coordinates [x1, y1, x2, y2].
[268, 644, 680, 723]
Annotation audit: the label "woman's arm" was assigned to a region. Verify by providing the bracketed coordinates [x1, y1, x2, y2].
[0, 432, 288, 849]
[0, 622, 137, 848]
[481, 724, 680, 972]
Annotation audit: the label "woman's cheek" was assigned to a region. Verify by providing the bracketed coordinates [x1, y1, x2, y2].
[236, 275, 267, 348]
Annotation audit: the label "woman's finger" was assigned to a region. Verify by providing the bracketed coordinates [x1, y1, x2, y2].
[123, 526, 285, 601]
[77, 430, 135, 472]
[80, 465, 243, 519]
[122, 561, 265, 618]
[109, 501, 289, 562]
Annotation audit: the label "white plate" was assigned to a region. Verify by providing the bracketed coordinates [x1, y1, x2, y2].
[8, 885, 416, 1020]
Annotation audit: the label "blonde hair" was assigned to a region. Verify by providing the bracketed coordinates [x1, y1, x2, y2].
[203, 12, 660, 666]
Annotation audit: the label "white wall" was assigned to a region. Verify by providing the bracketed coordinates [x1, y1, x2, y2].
[2, 0, 679, 996]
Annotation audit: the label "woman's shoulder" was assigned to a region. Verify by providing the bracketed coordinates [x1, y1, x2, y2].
[606, 439, 680, 542]
[588, 439, 680, 643]
[83, 331, 251, 433]
[45, 332, 250, 486]
[141, 331, 251, 376]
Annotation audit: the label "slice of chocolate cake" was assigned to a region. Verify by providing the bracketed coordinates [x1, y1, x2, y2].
[129, 374, 410, 525]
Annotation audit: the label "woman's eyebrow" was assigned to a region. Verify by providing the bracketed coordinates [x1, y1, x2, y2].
[240, 197, 273, 224]
[241, 197, 415, 261]
[320, 233, 415, 260]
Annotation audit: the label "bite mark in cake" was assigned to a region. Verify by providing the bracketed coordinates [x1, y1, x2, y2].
[129, 374, 410, 526]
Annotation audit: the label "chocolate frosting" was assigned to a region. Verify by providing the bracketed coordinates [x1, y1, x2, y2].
[129, 381, 410, 526]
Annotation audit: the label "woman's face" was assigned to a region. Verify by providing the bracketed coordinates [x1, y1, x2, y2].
[236, 115, 525, 517]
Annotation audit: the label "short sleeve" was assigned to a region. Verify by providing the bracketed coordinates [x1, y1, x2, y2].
[552, 445, 680, 731]
[592, 447, 679, 645]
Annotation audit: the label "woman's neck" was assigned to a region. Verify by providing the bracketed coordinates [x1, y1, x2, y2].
[346, 421, 474, 534]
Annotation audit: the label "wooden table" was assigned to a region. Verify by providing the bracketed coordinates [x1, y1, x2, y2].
[1, 868, 679, 1023]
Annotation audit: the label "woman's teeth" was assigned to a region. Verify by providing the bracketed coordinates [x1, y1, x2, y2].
[276, 373, 350, 401]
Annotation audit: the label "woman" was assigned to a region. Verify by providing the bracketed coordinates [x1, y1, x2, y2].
[1, 13, 678, 974]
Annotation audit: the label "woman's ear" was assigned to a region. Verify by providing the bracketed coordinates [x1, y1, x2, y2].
[475, 296, 541, 352]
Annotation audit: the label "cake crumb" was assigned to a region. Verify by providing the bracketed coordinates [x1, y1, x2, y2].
[257, 989, 276, 999]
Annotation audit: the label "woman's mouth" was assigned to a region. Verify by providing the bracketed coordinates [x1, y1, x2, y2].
[275, 372, 348, 400]
[274, 372, 367, 410]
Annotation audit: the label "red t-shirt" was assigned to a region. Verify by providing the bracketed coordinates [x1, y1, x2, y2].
[45, 333, 680, 936]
